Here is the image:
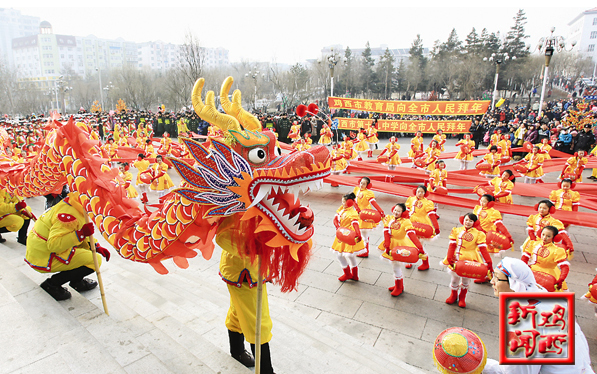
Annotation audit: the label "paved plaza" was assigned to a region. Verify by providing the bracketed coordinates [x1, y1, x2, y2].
[1, 137, 596, 373]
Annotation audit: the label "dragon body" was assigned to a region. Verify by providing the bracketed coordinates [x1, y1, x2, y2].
[0, 77, 330, 291]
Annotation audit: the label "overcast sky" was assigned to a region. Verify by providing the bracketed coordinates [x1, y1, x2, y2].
[4, 0, 595, 64]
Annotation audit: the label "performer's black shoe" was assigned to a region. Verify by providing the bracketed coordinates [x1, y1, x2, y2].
[17, 237, 27, 245]
[228, 330, 255, 367]
[0, 235, 6, 243]
[70, 278, 98, 292]
[40, 279, 72, 301]
[232, 350, 255, 368]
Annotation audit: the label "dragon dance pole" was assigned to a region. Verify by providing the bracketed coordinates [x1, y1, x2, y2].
[86, 214, 109, 315]
[254, 255, 263, 374]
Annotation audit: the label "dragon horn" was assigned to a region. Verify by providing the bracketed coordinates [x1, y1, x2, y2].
[220, 76, 262, 132]
[192, 78, 241, 135]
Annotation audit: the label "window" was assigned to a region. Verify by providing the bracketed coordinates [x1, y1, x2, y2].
[592, 31, 597, 39]
[589, 44, 595, 52]
[594, 17, 597, 25]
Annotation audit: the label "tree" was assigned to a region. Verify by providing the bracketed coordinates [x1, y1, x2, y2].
[503, 9, 530, 60]
[464, 28, 483, 56]
[407, 35, 428, 97]
[360, 42, 376, 95]
[376, 48, 395, 99]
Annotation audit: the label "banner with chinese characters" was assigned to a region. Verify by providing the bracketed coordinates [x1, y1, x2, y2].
[336, 118, 471, 134]
[328, 97, 490, 116]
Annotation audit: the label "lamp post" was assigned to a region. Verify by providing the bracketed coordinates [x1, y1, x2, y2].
[536, 27, 576, 118]
[62, 86, 72, 114]
[96, 67, 104, 111]
[103, 82, 115, 110]
[483, 53, 514, 109]
[245, 68, 260, 111]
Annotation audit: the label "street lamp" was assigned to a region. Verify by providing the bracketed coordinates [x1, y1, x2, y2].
[53, 75, 64, 113]
[483, 53, 514, 109]
[103, 82, 115, 110]
[320, 48, 345, 98]
[96, 67, 104, 111]
[62, 86, 73, 114]
[245, 68, 261, 111]
[536, 27, 576, 117]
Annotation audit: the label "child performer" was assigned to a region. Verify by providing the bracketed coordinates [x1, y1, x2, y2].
[377, 136, 401, 170]
[354, 177, 385, 258]
[454, 134, 475, 170]
[332, 193, 364, 282]
[521, 226, 570, 291]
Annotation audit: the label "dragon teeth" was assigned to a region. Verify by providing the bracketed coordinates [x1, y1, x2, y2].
[248, 185, 270, 208]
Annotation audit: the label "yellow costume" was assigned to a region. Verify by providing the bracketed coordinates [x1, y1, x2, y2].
[384, 142, 401, 166]
[134, 159, 151, 185]
[160, 137, 172, 155]
[526, 213, 565, 241]
[341, 139, 357, 161]
[408, 135, 423, 158]
[489, 177, 514, 204]
[318, 125, 332, 145]
[145, 143, 156, 158]
[428, 169, 447, 192]
[549, 189, 580, 211]
[487, 133, 500, 149]
[523, 152, 545, 180]
[522, 240, 569, 291]
[177, 120, 190, 136]
[561, 155, 587, 182]
[480, 152, 501, 177]
[120, 170, 139, 198]
[118, 136, 129, 147]
[288, 124, 301, 142]
[353, 187, 379, 230]
[331, 205, 365, 254]
[378, 216, 417, 260]
[432, 133, 446, 151]
[217, 216, 272, 345]
[354, 132, 369, 152]
[537, 142, 552, 160]
[454, 139, 475, 161]
[150, 162, 174, 191]
[0, 190, 29, 233]
[405, 196, 435, 232]
[25, 196, 101, 273]
[331, 148, 348, 173]
[422, 147, 441, 172]
[441, 226, 486, 265]
[498, 138, 511, 157]
[366, 127, 379, 145]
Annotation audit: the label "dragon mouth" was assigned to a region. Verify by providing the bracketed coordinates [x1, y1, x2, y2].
[248, 169, 328, 244]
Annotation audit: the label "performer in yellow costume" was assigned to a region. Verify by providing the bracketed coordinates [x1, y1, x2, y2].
[408, 131, 424, 160]
[442, 213, 492, 308]
[318, 122, 332, 145]
[159, 132, 172, 156]
[330, 143, 348, 175]
[377, 136, 401, 170]
[353, 177, 385, 258]
[0, 190, 31, 244]
[288, 121, 301, 142]
[379, 203, 426, 297]
[472, 194, 513, 255]
[144, 139, 156, 158]
[487, 170, 515, 204]
[177, 118, 190, 137]
[420, 140, 441, 174]
[521, 226, 570, 291]
[521, 146, 545, 183]
[354, 129, 369, 160]
[133, 154, 151, 204]
[486, 130, 500, 149]
[119, 162, 139, 199]
[432, 129, 446, 152]
[560, 150, 587, 183]
[589, 145, 597, 180]
[150, 155, 174, 198]
[537, 137, 552, 160]
[427, 160, 447, 193]
[118, 134, 129, 147]
[340, 135, 357, 162]
[454, 134, 475, 170]
[549, 179, 580, 212]
[216, 215, 271, 371]
[404, 186, 438, 271]
[497, 134, 511, 160]
[476, 145, 501, 178]
[332, 193, 365, 282]
[525, 200, 573, 258]
[24, 193, 110, 301]
[366, 122, 379, 158]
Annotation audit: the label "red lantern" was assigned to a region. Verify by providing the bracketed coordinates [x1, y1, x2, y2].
[390, 246, 420, 263]
[532, 271, 556, 292]
[460, 145, 471, 154]
[561, 173, 577, 180]
[476, 163, 492, 171]
[474, 186, 491, 197]
[359, 209, 382, 224]
[296, 104, 307, 117]
[453, 260, 490, 280]
[522, 141, 533, 152]
[377, 155, 388, 163]
[513, 164, 528, 173]
[171, 148, 181, 157]
[336, 227, 357, 245]
[140, 172, 153, 185]
[486, 231, 512, 252]
[500, 156, 511, 164]
[412, 222, 434, 238]
[307, 103, 319, 115]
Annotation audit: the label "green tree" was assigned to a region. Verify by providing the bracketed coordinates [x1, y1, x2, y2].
[376, 48, 395, 99]
[407, 35, 427, 98]
[464, 28, 483, 56]
[503, 9, 530, 60]
[360, 42, 376, 95]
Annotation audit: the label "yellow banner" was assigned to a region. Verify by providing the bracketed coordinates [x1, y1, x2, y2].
[336, 118, 471, 134]
[328, 97, 490, 115]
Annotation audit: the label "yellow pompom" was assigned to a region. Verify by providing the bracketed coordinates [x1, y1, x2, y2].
[441, 333, 469, 357]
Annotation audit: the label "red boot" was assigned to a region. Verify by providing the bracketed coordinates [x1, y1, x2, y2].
[141, 192, 148, 204]
[351, 267, 359, 281]
[458, 288, 468, 308]
[357, 243, 369, 258]
[417, 258, 429, 271]
[368, 150, 373, 158]
[446, 288, 458, 305]
[338, 266, 352, 282]
[390, 278, 403, 297]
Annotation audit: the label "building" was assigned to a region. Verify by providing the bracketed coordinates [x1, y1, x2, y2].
[137, 41, 181, 71]
[568, 7, 597, 62]
[0, 8, 39, 67]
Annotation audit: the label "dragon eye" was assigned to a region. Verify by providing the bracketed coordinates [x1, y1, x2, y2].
[274, 147, 282, 157]
[248, 147, 267, 164]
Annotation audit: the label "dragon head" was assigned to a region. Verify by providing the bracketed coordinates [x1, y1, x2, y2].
[168, 77, 330, 289]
